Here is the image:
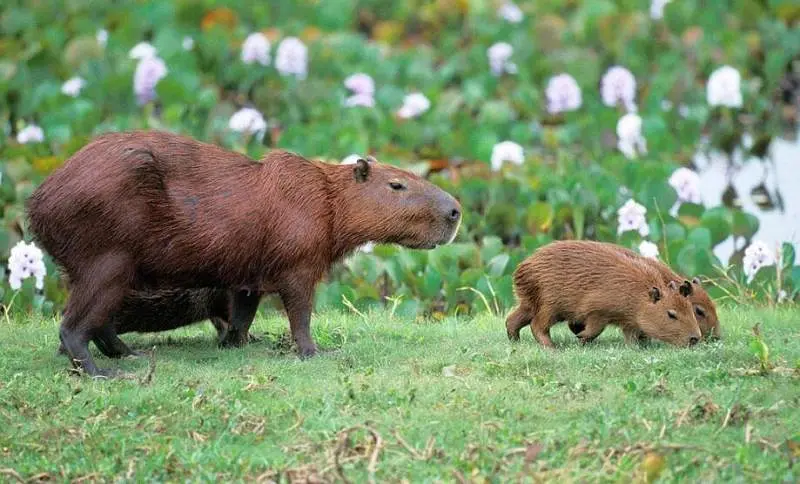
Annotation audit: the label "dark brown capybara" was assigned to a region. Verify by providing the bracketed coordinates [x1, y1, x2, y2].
[55, 288, 244, 358]
[27, 130, 462, 377]
[506, 240, 702, 348]
[568, 245, 721, 342]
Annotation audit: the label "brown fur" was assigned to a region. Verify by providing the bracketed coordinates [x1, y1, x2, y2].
[27, 130, 461, 376]
[568, 246, 721, 341]
[506, 240, 702, 348]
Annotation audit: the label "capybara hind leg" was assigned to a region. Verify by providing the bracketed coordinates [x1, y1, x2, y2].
[279, 283, 317, 358]
[60, 252, 133, 377]
[576, 314, 607, 345]
[530, 310, 555, 348]
[220, 290, 262, 348]
[506, 306, 532, 341]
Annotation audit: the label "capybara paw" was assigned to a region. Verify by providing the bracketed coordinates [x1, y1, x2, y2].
[297, 344, 318, 359]
[219, 331, 249, 349]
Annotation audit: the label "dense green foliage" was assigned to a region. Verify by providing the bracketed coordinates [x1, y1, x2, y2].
[1, 307, 798, 481]
[2, 0, 800, 318]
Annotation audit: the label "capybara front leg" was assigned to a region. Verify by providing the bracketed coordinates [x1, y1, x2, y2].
[220, 289, 262, 348]
[279, 285, 316, 358]
[622, 326, 649, 346]
[506, 306, 532, 341]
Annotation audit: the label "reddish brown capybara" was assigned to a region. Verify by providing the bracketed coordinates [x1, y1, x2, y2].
[568, 245, 721, 341]
[506, 240, 702, 348]
[55, 288, 242, 358]
[27, 130, 462, 377]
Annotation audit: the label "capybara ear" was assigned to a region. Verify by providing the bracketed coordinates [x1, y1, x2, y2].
[649, 286, 662, 303]
[365, 155, 378, 164]
[679, 280, 693, 297]
[692, 276, 702, 286]
[667, 280, 678, 291]
[353, 158, 371, 183]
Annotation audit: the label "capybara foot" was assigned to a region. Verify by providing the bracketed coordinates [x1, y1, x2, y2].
[219, 329, 250, 348]
[297, 343, 318, 359]
[505, 307, 531, 342]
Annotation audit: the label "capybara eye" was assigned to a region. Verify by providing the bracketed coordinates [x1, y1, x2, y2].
[695, 306, 706, 318]
[667, 310, 677, 320]
[389, 181, 407, 191]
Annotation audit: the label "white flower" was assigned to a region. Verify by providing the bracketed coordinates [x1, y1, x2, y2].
[341, 154, 362, 165]
[358, 242, 375, 253]
[275, 37, 308, 79]
[182, 36, 194, 51]
[490, 141, 524, 171]
[617, 199, 650, 237]
[650, 0, 672, 20]
[743, 240, 775, 280]
[707, 65, 743, 108]
[545, 73, 582, 114]
[61, 77, 86, 97]
[241, 32, 270, 66]
[487, 42, 517, 76]
[498, 1, 523, 23]
[229, 107, 267, 135]
[7, 241, 46, 291]
[601, 66, 637, 112]
[397, 92, 430, 119]
[678, 104, 690, 118]
[129, 41, 157, 60]
[616, 113, 647, 159]
[344, 73, 375, 96]
[133, 56, 168, 105]
[668, 167, 702, 204]
[661, 100, 673, 111]
[638, 240, 660, 260]
[16, 124, 44, 144]
[97, 29, 108, 47]
[344, 93, 375, 108]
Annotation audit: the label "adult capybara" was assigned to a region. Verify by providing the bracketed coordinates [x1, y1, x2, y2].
[27, 130, 461, 376]
[55, 288, 240, 358]
[568, 246, 721, 341]
[506, 240, 702, 348]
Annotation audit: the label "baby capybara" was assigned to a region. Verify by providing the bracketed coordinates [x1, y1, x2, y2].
[568, 245, 721, 341]
[56, 288, 240, 358]
[506, 240, 702, 348]
[27, 130, 461, 377]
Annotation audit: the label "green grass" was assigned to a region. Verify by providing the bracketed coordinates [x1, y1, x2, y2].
[1, 306, 799, 482]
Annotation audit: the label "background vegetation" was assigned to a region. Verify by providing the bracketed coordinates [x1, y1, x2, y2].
[2, 0, 800, 318]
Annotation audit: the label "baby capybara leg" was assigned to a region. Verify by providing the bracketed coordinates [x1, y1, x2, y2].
[92, 325, 140, 359]
[506, 306, 532, 341]
[622, 327, 649, 346]
[219, 290, 262, 348]
[530, 309, 556, 348]
[575, 314, 607, 345]
[59, 252, 134, 377]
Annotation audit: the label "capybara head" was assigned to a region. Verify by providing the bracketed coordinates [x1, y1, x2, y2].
[334, 157, 462, 249]
[689, 277, 721, 340]
[639, 280, 702, 347]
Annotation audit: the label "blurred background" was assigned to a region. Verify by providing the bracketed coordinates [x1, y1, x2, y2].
[1, 0, 799, 318]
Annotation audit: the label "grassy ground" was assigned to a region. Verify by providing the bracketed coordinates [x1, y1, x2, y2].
[1, 306, 799, 483]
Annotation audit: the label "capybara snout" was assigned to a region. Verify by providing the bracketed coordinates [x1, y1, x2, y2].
[346, 158, 462, 249]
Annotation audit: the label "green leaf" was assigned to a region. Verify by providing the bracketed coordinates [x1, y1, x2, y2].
[700, 207, 733, 246]
[782, 242, 796, 269]
[526, 202, 554, 233]
[480, 236, 504, 261]
[732, 210, 760, 239]
[687, 227, 712, 250]
[677, 202, 705, 226]
[486, 253, 510, 278]
[421, 267, 443, 299]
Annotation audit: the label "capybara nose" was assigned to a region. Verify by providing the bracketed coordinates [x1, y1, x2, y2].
[689, 336, 699, 346]
[448, 208, 461, 223]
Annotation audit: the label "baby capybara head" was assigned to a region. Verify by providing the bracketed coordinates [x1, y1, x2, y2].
[689, 277, 721, 340]
[639, 280, 702, 347]
[334, 157, 461, 249]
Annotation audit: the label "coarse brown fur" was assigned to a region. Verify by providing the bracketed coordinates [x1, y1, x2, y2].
[506, 240, 702, 348]
[27, 130, 462, 377]
[568, 245, 721, 341]
[55, 288, 240, 358]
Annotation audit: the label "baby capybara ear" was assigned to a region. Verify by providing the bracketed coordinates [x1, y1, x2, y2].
[353, 158, 371, 183]
[679, 280, 693, 297]
[692, 276, 702, 286]
[649, 286, 662, 303]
